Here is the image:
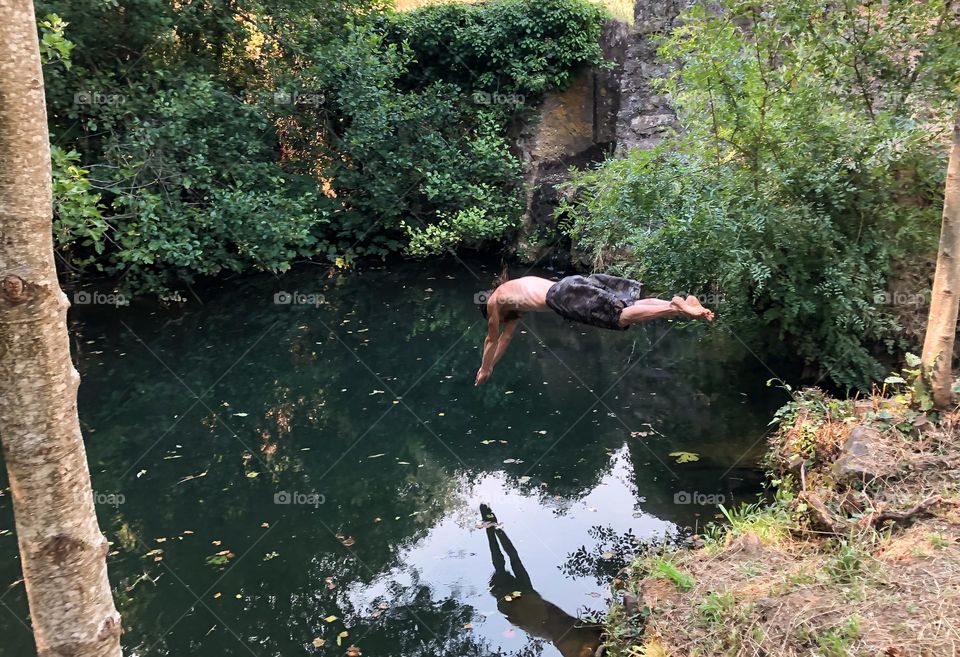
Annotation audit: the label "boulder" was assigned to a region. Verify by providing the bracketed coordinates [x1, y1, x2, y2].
[831, 426, 892, 481]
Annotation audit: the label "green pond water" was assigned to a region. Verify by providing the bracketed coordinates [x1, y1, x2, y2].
[0, 259, 787, 657]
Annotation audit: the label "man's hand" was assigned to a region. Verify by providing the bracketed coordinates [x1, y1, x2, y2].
[475, 367, 492, 386]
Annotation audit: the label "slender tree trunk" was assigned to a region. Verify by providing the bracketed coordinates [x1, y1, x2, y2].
[921, 112, 960, 409]
[0, 2, 122, 655]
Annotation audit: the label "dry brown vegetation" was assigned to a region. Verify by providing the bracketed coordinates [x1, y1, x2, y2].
[605, 390, 960, 657]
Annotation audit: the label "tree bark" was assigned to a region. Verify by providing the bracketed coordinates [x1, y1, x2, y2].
[921, 112, 960, 409]
[0, 2, 123, 655]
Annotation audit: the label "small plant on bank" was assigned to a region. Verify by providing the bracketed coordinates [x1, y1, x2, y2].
[814, 616, 863, 657]
[646, 555, 695, 592]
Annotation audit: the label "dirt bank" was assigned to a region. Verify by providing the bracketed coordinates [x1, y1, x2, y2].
[604, 386, 960, 656]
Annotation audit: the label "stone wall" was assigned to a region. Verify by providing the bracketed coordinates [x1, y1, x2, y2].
[615, 0, 687, 151]
[512, 0, 686, 264]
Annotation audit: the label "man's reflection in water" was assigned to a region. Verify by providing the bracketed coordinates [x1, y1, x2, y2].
[480, 504, 601, 657]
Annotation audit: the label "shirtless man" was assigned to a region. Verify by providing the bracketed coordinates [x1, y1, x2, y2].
[475, 273, 713, 385]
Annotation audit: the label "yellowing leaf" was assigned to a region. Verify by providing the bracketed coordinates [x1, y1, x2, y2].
[311, 638, 325, 648]
[336, 631, 349, 646]
[324, 615, 338, 623]
[669, 451, 700, 464]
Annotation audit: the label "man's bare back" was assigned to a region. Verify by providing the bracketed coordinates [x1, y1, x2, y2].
[486, 276, 554, 314]
[476, 274, 713, 385]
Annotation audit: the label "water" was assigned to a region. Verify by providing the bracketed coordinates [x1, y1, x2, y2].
[0, 259, 785, 657]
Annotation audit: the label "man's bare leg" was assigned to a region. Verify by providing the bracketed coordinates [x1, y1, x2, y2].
[618, 296, 714, 327]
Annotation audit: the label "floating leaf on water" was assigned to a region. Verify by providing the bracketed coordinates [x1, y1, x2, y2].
[260, 522, 269, 528]
[213, 592, 221, 599]
[511, 591, 522, 597]
[340, 537, 356, 547]
[336, 631, 348, 646]
[246, 472, 259, 478]
[437, 412, 445, 417]
[503, 458, 524, 464]
[669, 451, 700, 464]
[480, 440, 495, 445]
[325, 615, 338, 623]
[397, 461, 411, 465]
[311, 638, 325, 647]
[233, 412, 249, 417]
[367, 453, 386, 459]
[503, 595, 513, 602]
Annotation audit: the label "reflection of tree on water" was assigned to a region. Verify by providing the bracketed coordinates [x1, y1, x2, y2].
[562, 525, 688, 588]
[481, 504, 600, 657]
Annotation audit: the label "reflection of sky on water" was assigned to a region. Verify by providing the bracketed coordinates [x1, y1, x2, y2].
[346, 448, 670, 656]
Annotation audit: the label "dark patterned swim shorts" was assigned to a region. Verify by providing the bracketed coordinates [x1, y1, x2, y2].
[545, 274, 646, 331]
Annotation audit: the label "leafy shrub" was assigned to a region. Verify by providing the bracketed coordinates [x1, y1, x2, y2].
[560, 0, 958, 389]
[39, 0, 609, 294]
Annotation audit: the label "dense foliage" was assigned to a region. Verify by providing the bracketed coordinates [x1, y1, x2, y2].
[40, 0, 607, 294]
[560, 0, 959, 389]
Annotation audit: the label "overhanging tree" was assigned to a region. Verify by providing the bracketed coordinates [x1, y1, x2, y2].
[0, 1, 122, 655]
[921, 112, 960, 409]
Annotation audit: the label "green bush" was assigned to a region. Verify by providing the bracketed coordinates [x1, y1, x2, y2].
[39, 0, 608, 295]
[560, 0, 958, 389]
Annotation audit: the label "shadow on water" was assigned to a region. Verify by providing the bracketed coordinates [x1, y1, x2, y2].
[0, 258, 790, 656]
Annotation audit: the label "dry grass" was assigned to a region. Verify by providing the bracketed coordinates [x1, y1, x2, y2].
[393, 0, 635, 24]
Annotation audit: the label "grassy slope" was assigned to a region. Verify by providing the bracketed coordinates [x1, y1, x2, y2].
[605, 389, 960, 656]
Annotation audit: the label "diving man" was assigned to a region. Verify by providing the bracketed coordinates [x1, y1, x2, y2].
[475, 273, 714, 385]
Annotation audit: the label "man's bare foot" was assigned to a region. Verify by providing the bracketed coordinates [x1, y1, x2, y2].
[685, 295, 715, 321]
[670, 295, 714, 321]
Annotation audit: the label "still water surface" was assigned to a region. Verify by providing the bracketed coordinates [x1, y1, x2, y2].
[0, 260, 785, 656]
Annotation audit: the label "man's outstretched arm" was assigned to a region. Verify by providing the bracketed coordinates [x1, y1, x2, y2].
[476, 311, 501, 386]
[492, 319, 518, 367]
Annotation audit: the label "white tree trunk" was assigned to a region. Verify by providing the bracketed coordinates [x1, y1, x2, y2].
[0, 1, 123, 655]
[921, 113, 960, 409]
